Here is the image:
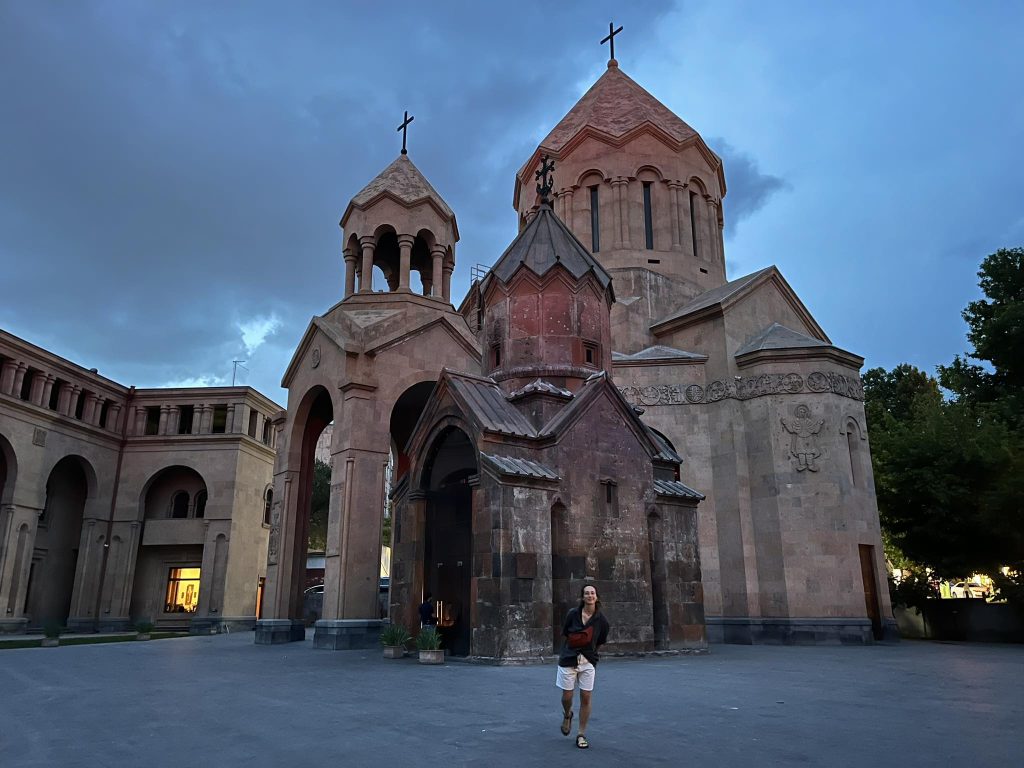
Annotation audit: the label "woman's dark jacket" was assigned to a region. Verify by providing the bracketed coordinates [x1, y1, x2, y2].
[558, 606, 610, 667]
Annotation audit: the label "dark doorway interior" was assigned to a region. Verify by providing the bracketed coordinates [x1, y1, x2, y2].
[28, 457, 87, 629]
[422, 427, 475, 657]
[859, 544, 883, 641]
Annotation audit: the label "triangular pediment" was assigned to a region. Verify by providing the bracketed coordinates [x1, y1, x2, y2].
[281, 316, 359, 388]
[650, 266, 829, 342]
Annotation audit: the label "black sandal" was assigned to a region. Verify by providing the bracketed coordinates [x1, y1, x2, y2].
[560, 710, 573, 736]
[576, 734, 589, 749]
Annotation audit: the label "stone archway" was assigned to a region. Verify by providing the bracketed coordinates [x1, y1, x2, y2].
[129, 465, 209, 628]
[286, 386, 333, 622]
[421, 426, 476, 657]
[0, 432, 15, 506]
[26, 456, 91, 629]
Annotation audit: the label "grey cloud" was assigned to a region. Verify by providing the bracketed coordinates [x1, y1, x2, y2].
[710, 139, 787, 237]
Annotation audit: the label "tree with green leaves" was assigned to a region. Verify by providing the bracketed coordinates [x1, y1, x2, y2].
[864, 247, 1023, 594]
[308, 458, 330, 552]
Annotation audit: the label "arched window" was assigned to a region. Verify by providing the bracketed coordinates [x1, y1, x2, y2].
[194, 490, 207, 519]
[263, 487, 273, 526]
[170, 491, 189, 519]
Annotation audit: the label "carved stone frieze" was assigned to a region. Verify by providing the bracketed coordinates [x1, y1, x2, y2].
[617, 370, 864, 406]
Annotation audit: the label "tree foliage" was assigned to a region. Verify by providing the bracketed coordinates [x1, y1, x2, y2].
[865, 247, 1024, 590]
[308, 458, 330, 552]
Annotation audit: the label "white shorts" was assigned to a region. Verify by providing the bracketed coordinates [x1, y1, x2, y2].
[555, 655, 596, 692]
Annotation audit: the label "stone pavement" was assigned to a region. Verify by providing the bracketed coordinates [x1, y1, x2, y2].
[0, 632, 1020, 768]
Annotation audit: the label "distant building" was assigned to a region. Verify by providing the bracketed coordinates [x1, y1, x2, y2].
[0, 329, 280, 634]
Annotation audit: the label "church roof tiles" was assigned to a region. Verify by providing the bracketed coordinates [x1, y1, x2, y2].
[653, 478, 704, 500]
[444, 372, 538, 437]
[349, 154, 454, 219]
[482, 203, 613, 296]
[539, 64, 699, 154]
[481, 454, 559, 480]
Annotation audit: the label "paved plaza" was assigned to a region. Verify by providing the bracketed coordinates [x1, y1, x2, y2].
[1, 632, 1021, 767]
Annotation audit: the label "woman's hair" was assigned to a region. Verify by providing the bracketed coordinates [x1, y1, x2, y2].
[576, 584, 601, 614]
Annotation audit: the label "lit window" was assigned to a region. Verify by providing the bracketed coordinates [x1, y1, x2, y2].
[164, 567, 201, 613]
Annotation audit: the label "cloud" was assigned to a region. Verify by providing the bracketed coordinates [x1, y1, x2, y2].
[711, 139, 787, 237]
[161, 374, 227, 388]
[239, 314, 282, 356]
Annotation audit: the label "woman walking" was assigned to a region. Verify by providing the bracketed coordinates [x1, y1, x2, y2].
[556, 584, 610, 749]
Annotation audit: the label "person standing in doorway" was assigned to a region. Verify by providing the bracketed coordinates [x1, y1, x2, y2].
[419, 592, 436, 628]
[556, 584, 610, 749]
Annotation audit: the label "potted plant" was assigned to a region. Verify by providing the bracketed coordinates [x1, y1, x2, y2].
[134, 619, 155, 641]
[41, 622, 62, 648]
[380, 623, 411, 658]
[416, 626, 444, 664]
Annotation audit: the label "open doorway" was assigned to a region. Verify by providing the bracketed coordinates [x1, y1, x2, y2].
[421, 426, 476, 657]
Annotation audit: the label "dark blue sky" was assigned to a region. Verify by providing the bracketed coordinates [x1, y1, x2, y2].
[2, 1, 1021, 405]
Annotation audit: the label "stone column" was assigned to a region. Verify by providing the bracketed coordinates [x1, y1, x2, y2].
[397, 234, 414, 293]
[359, 236, 375, 293]
[680, 184, 695, 258]
[201, 404, 214, 434]
[132, 405, 146, 435]
[225, 403, 236, 434]
[343, 247, 357, 298]
[157, 405, 169, 435]
[40, 374, 56, 409]
[27, 372, 43, 406]
[167, 405, 180, 435]
[107, 403, 122, 433]
[57, 382, 73, 416]
[82, 392, 99, 425]
[667, 182, 683, 251]
[0, 503, 41, 630]
[11, 363, 27, 399]
[91, 396, 106, 426]
[430, 247, 444, 299]
[609, 180, 622, 249]
[442, 261, 453, 303]
[192, 404, 205, 435]
[67, 385, 82, 418]
[0, 359, 16, 395]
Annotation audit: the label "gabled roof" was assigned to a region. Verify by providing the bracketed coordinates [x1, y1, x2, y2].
[654, 479, 704, 501]
[612, 345, 707, 363]
[650, 266, 829, 342]
[481, 454, 559, 481]
[341, 154, 455, 229]
[444, 372, 538, 438]
[507, 378, 574, 401]
[481, 202, 613, 298]
[735, 323, 829, 357]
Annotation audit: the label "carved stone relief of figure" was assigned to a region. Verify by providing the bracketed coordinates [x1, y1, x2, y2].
[781, 403, 825, 472]
[267, 504, 281, 564]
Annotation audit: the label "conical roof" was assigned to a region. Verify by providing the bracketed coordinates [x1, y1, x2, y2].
[541, 63, 698, 151]
[517, 63, 703, 182]
[481, 202, 614, 299]
[348, 154, 454, 219]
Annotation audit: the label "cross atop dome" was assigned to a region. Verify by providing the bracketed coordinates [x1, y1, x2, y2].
[600, 22, 623, 67]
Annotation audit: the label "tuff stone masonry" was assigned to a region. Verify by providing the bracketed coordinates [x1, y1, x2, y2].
[0, 329, 278, 634]
[255, 57, 895, 657]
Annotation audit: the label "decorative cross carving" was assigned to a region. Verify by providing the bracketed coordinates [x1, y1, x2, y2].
[535, 154, 555, 201]
[601, 22, 623, 61]
[397, 110, 414, 155]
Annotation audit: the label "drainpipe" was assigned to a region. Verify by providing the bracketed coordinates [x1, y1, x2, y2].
[92, 385, 133, 631]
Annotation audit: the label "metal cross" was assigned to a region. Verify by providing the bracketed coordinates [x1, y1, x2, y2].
[397, 110, 414, 155]
[601, 22, 623, 61]
[535, 154, 555, 201]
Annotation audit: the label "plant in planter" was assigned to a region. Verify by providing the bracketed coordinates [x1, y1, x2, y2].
[134, 619, 155, 641]
[380, 623, 411, 659]
[416, 626, 444, 665]
[42, 622, 63, 648]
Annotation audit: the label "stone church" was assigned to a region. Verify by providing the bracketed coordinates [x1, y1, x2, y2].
[256, 53, 895, 657]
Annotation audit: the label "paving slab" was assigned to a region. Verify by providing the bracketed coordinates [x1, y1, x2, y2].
[0, 632, 1020, 767]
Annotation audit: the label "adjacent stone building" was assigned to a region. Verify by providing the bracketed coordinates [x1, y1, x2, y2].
[0, 329, 279, 634]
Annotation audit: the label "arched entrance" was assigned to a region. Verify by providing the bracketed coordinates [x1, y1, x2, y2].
[288, 386, 333, 622]
[27, 456, 90, 629]
[421, 426, 476, 657]
[130, 466, 209, 628]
